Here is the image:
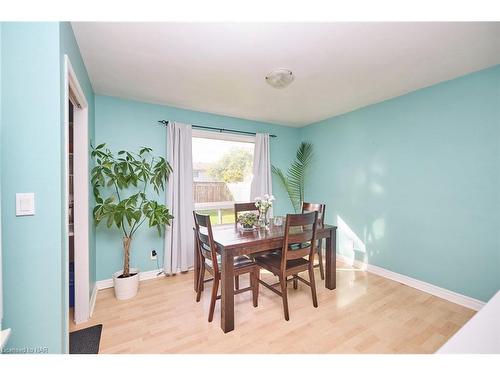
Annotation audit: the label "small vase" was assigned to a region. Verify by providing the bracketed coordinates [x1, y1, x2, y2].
[258, 210, 269, 229]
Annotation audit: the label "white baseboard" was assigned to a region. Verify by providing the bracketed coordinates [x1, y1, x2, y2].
[96, 268, 165, 290]
[336, 254, 485, 311]
[89, 285, 98, 317]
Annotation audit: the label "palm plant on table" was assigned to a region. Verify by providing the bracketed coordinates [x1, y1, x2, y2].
[91, 143, 173, 299]
[272, 142, 313, 213]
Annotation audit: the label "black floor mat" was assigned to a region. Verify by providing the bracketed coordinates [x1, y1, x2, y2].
[69, 324, 102, 354]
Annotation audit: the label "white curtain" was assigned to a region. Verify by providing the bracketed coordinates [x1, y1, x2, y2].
[250, 133, 273, 217]
[164, 121, 194, 275]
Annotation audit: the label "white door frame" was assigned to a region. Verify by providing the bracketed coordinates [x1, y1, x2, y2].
[64, 55, 90, 325]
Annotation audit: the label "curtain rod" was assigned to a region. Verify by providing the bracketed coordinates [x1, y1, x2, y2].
[158, 120, 277, 138]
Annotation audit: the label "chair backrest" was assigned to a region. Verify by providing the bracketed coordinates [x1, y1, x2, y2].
[193, 212, 219, 273]
[302, 202, 326, 227]
[234, 202, 259, 224]
[281, 211, 318, 271]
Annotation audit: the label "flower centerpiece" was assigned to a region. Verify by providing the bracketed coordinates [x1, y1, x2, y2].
[254, 194, 275, 229]
[237, 212, 259, 231]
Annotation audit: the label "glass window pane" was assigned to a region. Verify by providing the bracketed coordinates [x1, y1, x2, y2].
[196, 209, 235, 225]
[192, 134, 254, 225]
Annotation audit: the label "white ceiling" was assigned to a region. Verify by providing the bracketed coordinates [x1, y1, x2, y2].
[72, 22, 500, 127]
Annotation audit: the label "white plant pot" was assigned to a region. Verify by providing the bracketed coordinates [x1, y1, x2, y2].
[113, 268, 140, 300]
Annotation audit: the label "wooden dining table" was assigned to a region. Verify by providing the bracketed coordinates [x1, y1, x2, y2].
[193, 222, 338, 333]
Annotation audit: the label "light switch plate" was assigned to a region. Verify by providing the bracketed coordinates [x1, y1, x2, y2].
[16, 193, 35, 216]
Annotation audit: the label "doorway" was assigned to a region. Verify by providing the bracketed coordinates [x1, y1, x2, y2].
[68, 100, 75, 323]
[64, 55, 90, 338]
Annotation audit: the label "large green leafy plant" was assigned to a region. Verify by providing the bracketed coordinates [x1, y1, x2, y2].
[272, 142, 313, 213]
[91, 144, 174, 278]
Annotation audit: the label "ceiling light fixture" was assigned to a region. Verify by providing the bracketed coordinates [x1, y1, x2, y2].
[265, 68, 295, 89]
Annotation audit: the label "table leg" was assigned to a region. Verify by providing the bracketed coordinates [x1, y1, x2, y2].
[221, 248, 235, 333]
[325, 227, 337, 290]
[193, 229, 200, 292]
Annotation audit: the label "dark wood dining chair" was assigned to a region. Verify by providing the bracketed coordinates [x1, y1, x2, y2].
[302, 202, 326, 280]
[233, 202, 260, 290]
[254, 211, 319, 321]
[193, 212, 260, 322]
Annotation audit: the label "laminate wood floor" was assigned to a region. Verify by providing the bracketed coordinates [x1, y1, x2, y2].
[69, 261, 475, 353]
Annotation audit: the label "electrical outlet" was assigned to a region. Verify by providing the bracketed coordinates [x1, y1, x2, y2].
[150, 250, 157, 260]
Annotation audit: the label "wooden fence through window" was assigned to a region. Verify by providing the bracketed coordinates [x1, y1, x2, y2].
[193, 181, 233, 203]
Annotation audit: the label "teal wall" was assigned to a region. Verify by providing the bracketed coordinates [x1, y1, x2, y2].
[1, 22, 95, 354]
[300, 65, 500, 302]
[1, 22, 64, 353]
[94, 95, 299, 280]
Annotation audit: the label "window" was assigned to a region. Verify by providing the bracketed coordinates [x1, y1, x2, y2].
[192, 130, 255, 224]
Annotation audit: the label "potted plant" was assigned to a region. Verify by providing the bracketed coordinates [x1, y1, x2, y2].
[91, 144, 173, 300]
[237, 212, 259, 231]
